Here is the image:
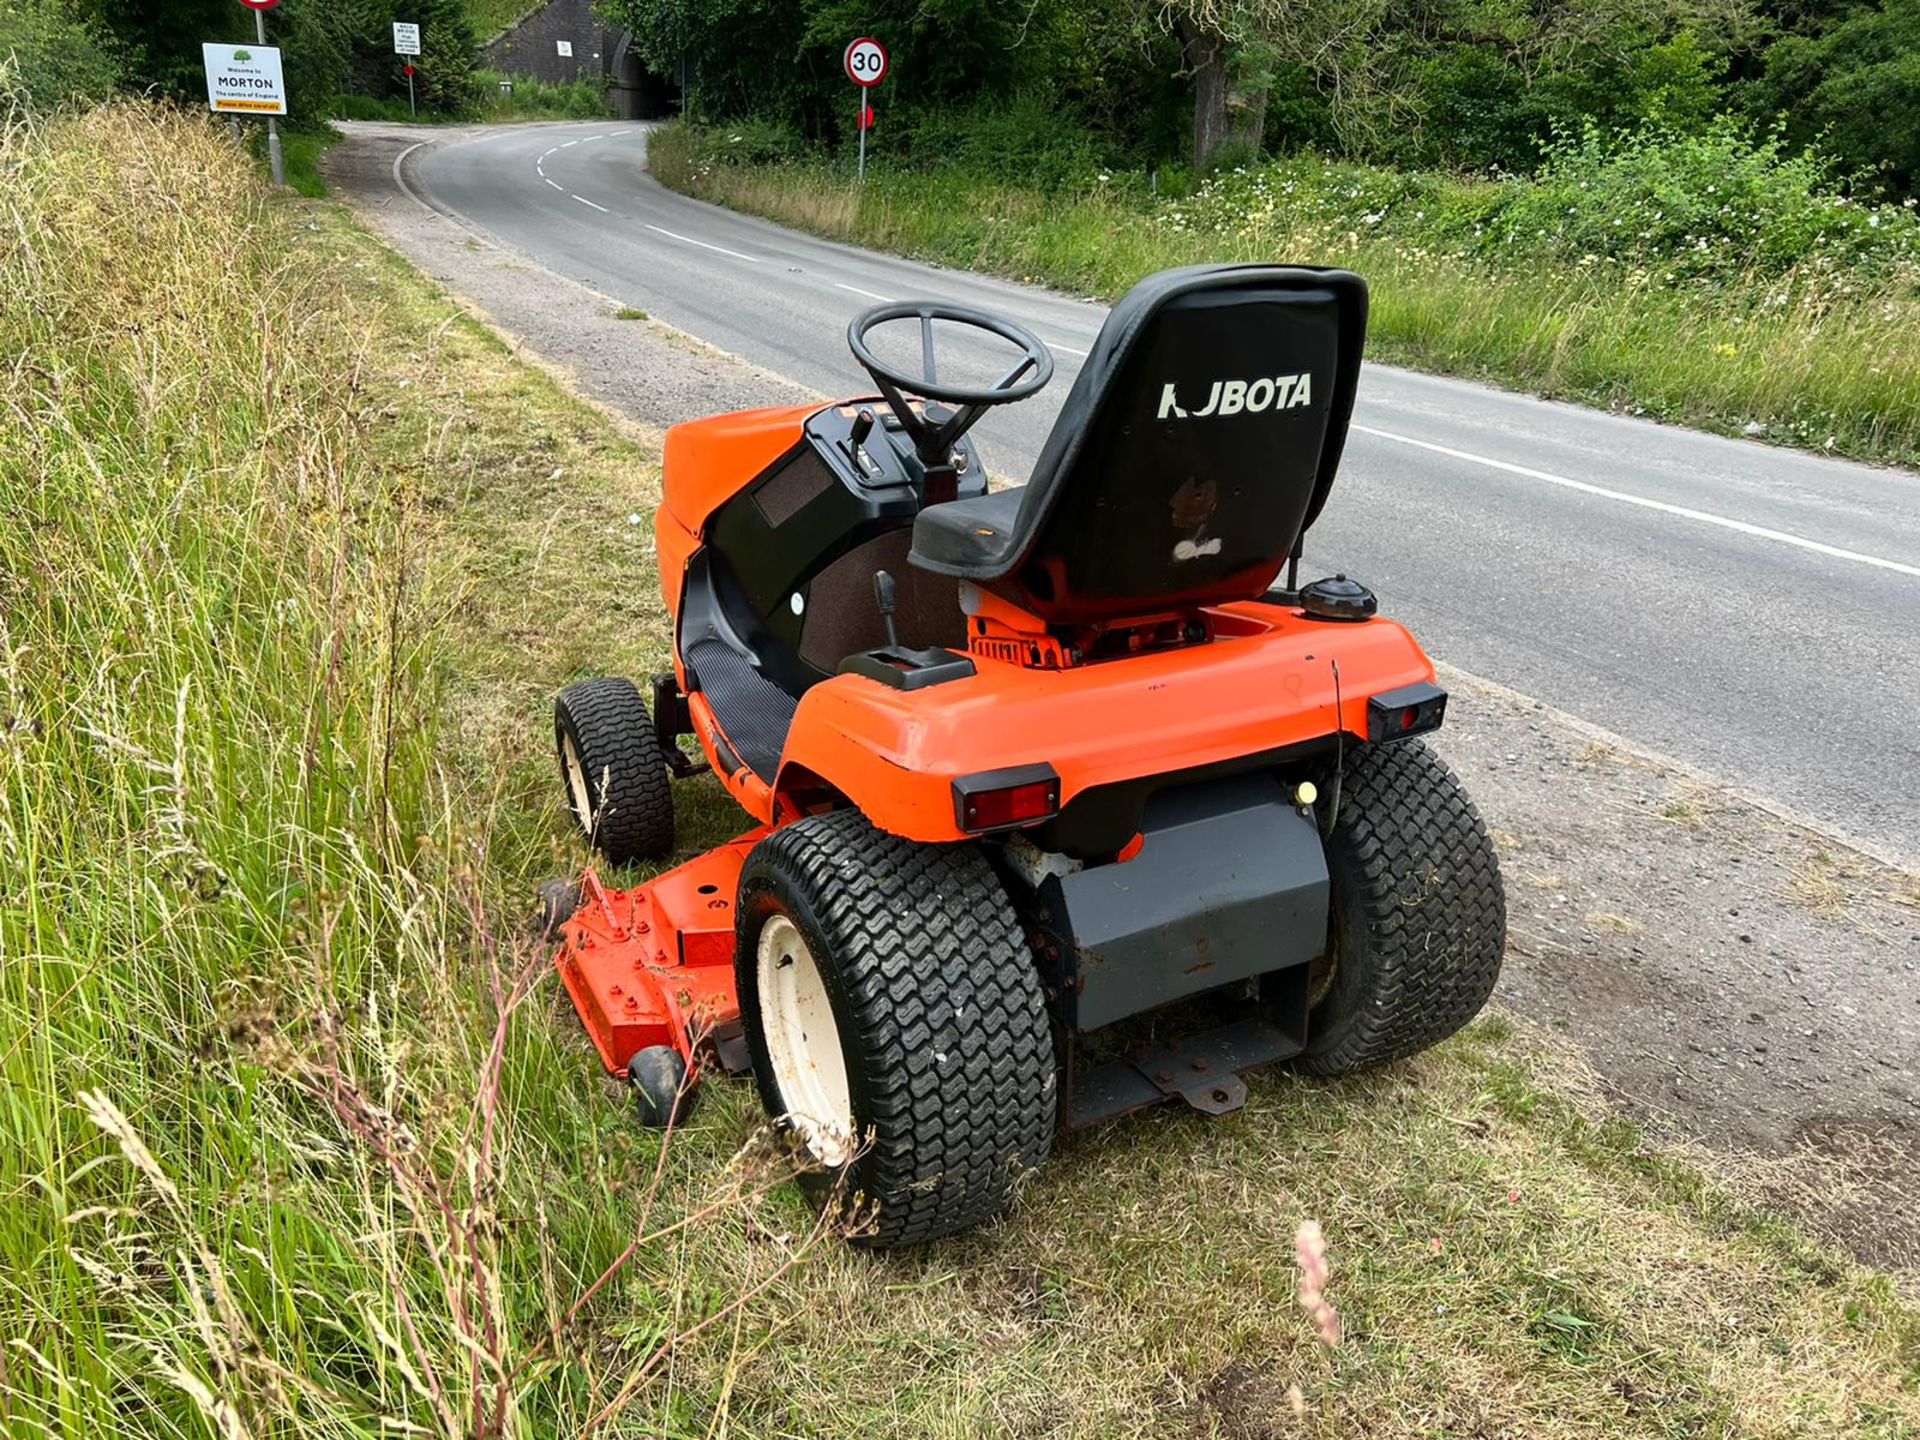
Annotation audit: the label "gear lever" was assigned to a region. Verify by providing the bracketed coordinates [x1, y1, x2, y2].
[873, 570, 901, 650]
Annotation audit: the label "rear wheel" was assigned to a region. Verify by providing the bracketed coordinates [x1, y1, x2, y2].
[1296, 740, 1505, 1074]
[736, 810, 1056, 1247]
[554, 677, 674, 865]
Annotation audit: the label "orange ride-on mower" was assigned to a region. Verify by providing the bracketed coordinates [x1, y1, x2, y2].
[541, 264, 1505, 1247]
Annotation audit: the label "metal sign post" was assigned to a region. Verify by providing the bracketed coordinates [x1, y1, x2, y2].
[843, 37, 888, 181]
[250, 2, 284, 186]
[207, 0, 287, 187]
[393, 22, 421, 116]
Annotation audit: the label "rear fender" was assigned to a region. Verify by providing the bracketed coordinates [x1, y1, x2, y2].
[775, 601, 1438, 847]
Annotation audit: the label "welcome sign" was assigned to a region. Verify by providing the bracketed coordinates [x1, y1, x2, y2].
[202, 43, 287, 115]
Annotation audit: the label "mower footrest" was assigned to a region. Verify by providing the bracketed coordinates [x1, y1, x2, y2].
[1067, 1018, 1299, 1129]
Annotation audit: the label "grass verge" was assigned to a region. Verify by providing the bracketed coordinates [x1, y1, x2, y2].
[4, 101, 1918, 1438]
[280, 125, 337, 196]
[649, 123, 1920, 471]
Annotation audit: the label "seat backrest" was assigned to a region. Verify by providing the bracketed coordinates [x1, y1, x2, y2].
[972, 264, 1365, 625]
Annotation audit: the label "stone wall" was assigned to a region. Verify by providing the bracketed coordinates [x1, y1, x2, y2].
[482, 0, 617, 87]
[481, 0, 679, 117]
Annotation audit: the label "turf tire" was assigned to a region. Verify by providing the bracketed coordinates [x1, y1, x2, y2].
[554, 677, 674, 865]
[736, 810, 1056, 1248]
[1297, 739, 1505, 1074]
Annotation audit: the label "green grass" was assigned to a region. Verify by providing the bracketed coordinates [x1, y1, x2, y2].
[279, 124, 337, 196]
[6, 100, 1920, 1439]
[649, 123, 1920, 470]
[465, 0, 543, 40]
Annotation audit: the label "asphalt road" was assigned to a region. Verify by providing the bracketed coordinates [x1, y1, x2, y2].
[405, 122, 1920, 865]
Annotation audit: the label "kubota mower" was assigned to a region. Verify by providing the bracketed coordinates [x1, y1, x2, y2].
[542, 264, 1505, 1247]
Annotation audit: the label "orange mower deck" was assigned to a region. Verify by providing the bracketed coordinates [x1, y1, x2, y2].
[554, 833, 766, 1077]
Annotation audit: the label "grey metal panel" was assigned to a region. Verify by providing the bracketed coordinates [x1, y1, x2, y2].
[1068, 1017, 1303, 1128]
[1060, 773, 1329, 1032]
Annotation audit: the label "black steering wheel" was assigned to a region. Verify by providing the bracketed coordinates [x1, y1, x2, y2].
[847, 301, 1055, 467]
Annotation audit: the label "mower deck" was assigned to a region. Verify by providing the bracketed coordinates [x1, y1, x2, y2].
[553, 832, 766, 1078]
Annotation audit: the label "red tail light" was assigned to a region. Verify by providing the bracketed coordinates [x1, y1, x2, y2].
[953, 764, 1061, 833]
[1366, 682, 1447, 742]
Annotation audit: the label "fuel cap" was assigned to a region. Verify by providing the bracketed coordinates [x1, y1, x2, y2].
[1299, 573, 1377, 621]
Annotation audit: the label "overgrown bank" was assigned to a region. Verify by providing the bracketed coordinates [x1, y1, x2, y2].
[652, 121, 1920, 469]
[7, 103, 1920, 1439]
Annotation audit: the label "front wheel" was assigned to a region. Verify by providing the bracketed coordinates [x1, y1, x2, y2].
[554, 676, 674, 865]
[1296, 740, 1505, 1074]
[736, 811, 1056, 1248]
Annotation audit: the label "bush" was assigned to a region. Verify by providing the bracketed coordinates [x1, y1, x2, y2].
[882, 92, 1109, 189]
[473, 67, 610, 119]
[1476, 118, 1920, 282]
[655, 116, 804, 175]
[0, 0, 122, 112]
[1756, 0, 1920, 197]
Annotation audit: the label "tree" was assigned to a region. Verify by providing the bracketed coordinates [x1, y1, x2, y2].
[1157, 0, 1395, 169]
[65, 0, 351, 124]
[1757, 0, 1920, 193]
[0, 0, 123, 112]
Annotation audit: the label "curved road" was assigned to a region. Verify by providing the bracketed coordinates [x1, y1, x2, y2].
[405, 122, 1920, 864]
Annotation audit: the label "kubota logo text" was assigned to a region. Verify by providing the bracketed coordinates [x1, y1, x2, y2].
[1157, 373, 1313, 419]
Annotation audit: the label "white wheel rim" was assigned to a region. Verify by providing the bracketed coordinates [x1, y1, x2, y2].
[560, 730, 595, 835]
[756, 914, 856, 1166]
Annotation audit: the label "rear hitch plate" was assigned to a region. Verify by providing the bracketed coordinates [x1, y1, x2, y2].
[1067, 1017, 1297, 1129]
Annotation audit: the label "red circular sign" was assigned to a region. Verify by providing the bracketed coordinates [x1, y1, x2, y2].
[403, 63, 416, 76]
[844, 37, 888, 88]
[237, 0, 280, 9]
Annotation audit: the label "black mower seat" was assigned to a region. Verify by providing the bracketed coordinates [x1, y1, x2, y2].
[911, 264, 1367, 626]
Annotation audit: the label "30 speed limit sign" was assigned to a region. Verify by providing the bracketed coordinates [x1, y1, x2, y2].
[844, 37, 888, 87]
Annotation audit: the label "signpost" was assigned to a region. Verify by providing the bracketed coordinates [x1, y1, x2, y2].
[203, 32, 285, 186]
[843, 37, 887, 181]
[393, 21, 421, 117]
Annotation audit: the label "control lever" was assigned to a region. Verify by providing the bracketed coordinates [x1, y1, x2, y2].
[849, 408, 875, 447]
[838, 567, 978, 692]
[872, 570, 900, 650]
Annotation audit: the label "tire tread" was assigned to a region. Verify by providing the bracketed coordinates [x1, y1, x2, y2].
[739, 811, 1055, 1247]
[555, 677, 674, 864]
[1301, 740, 1505, 1074]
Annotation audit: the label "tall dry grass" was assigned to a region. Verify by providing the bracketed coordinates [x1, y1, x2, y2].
[0, 101, 805, 1440]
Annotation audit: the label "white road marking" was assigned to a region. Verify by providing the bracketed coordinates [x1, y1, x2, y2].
[543, 177, 563, 191]
[560, 140, 578, 148]
[391, 140, 429, 210]
[540, 147, 557, 160]
[1352, 423, 1920, 579]
[1047, 341, 1089, 357]
[582, 134, 605, 142]
[610, 129, 632, 137]
[572, 194, 610, 213]
[643, 224, 762, 263]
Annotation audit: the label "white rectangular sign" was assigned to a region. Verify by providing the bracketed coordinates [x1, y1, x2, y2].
[393, 22, 421, 56]
[202, 42, 286, 116]
[556, 39, 573, 57]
